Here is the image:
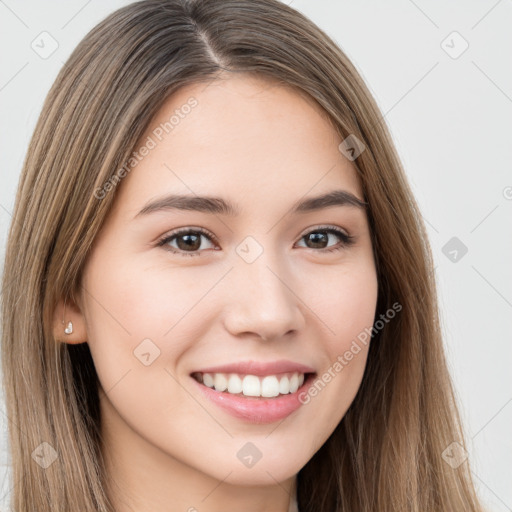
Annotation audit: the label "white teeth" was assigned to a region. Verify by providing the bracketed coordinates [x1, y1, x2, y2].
[203, 373, 214, 388]
[213, 373, 227, 391]
[289, 373, 299, 393]
[242, 375, 261, 396]
[261, 376, 280, 397]
[195, 371, 308, 398]
[227, 374, 243, 394]
[279, 376, 290, 395]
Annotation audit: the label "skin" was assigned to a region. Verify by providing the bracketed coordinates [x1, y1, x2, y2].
[54, 74, 378, 512]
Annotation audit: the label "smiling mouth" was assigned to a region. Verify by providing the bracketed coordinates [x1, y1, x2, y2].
[191, 371, 316, 398]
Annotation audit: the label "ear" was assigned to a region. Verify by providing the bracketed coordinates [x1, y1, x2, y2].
[53, 296, 88, 345]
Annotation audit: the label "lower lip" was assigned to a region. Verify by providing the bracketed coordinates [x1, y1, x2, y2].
[191, 374, 316, 424]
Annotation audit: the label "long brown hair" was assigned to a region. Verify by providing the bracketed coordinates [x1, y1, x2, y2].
[1, 0, 486, 510]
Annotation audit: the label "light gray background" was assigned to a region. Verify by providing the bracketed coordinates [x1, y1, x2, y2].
[1, 1, 511, 510]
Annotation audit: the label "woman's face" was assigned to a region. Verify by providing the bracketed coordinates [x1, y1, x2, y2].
[78, 75, 378, 492]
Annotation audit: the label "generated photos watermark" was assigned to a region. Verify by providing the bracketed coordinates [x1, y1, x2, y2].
[298, 301, 402, 404]
[94, 96, 198, 200]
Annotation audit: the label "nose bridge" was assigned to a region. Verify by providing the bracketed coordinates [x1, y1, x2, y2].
[223, 238, 304, 339]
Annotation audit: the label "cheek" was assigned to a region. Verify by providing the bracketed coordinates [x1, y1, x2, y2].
[298, 255, 378, 350]
[321, 262, 378, 387]
[81, 254, 209, 432]
[83, 247, 199, 338]
[293, 258, 378, 439]
[81, 251, 225, 383]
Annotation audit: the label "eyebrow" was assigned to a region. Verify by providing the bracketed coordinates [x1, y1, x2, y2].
[134, 189, 368, 219]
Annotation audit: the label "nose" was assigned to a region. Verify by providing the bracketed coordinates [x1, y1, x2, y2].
[222, 254, 306, 341]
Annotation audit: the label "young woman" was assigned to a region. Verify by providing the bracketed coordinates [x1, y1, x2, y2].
[1, 0, 486, 510]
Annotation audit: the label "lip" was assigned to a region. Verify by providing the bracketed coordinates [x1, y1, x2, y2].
[191, 371, 317, 424]
[191, 359, 316, 377]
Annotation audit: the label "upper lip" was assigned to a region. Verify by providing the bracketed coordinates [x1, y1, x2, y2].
[192, 359, 316, 377]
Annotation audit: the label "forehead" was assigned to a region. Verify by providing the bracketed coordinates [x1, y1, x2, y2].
[114, 74, 363, 218]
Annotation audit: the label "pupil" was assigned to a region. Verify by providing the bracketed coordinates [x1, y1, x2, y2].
[308, 232, 327, 248]
[178, 234, 200, 251]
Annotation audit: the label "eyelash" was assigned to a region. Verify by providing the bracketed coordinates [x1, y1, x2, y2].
[156, 225, 356, 258]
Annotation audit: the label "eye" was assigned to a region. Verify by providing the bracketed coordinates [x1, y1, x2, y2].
[156, 227, 218, 257]
[295, 225, 355, 253]
[156, 225, 355, 257]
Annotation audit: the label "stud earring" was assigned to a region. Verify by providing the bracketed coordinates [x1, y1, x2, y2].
[64, 321, 73, 335]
